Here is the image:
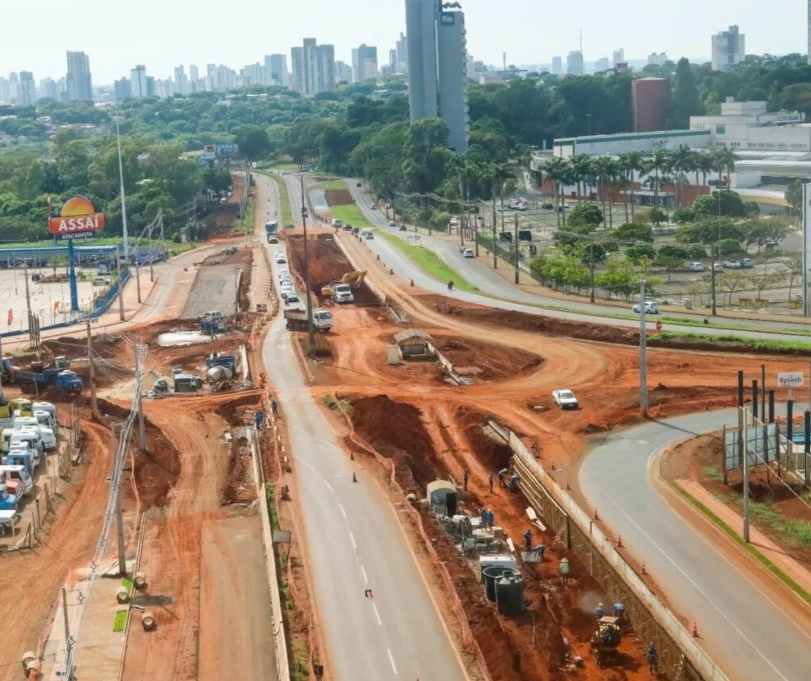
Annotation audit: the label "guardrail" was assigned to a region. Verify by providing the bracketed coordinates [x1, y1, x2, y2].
[485, 416, 729, 681]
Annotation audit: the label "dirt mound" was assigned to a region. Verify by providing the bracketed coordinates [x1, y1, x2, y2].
[287, 234, 379, 307]
[348, 394, 445, 491]
[434, 334, 544, 382]
[325, 189, 353, 206]
[222, 435, 256, 504]
[457, 407, 512, 470]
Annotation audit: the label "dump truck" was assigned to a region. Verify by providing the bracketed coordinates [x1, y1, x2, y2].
[321, 282, 354, 304]
[10, 367, 83, 392]
[265, 220, 279, 243]
[284, 309, 333, 332]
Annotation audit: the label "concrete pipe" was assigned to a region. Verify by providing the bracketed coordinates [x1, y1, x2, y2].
[24, 658, 41, 675]
[116, 587, 130, 604]
[133, 572, 148, 590]
[141, 611, 156, 631]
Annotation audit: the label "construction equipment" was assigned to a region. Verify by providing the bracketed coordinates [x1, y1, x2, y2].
[341, 271, 367, 286]
[9, 366, 83, 392]
[206, 365, 234, 390]
[284, 309, 333, 332]
[590, 616, 622, 667]
[206, 353, 237, 374]
[173, 368, 203, 393]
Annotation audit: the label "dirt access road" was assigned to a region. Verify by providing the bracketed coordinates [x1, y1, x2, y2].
[282, 227, 806, 681]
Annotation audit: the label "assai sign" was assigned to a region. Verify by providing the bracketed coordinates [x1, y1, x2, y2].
[49, 196, 106, 240]
[778, 372, 804, 388]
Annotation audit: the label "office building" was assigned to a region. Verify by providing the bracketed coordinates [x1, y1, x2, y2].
[711, 25, 745, 71]
[567, 50, 584, 75]
[594, 57, 609, 72]
[66, 51, 93, 101]
[396, 32, 408, 72]
[7, 73, 18, 103]
[612, 48, 625, 65]
[405, 0, 469, 153]
[39, 78, 58, 101]
[632, 77, 670, 132]
[353, 44, 378, 82]
[551, 56, 562, 74]
[174, 66, 189, 95]
[241, 62, 265, 86]
[291, 39, 335, 95]
[267, 54, 288, 87]
[18, 72, 35, 106]
[131, 65, 149, 98]
[389, 49, 398, 69]
[189, 65, 200, 93]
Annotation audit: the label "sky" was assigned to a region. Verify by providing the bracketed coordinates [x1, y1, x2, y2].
[0, 0, 806, 83]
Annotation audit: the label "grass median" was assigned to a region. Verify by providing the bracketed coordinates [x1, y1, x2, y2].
[267, 172, 294, 229]
[670, 481, 811, 608]
[377, 232, 479, 293]
[329, 204, 372, 228]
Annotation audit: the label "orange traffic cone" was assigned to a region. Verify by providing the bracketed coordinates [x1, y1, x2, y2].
[617, 535, 623, 548]
[641, 562, 647, 575]
[692, 622, 699, 638]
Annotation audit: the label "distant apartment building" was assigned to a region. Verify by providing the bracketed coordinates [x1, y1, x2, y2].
[241, 63, 265, 86]
[131, 65, 149, 98]
[396, 32, 408, 73]
[567, 50, 584, 75]
[38, 78, 58, 101]
[335, 61, 353, 84]
[712, 25, 745, 71]
[612, 48, 625, 65]
[405, 0, 469, 153]
[189, 65, 200, 93]
[174, 66, 189, 95]
[594, 57, 609, 72]
[18, 72, 35, 106]
[352, 44, 378, 82]
[291, 39, 335, 95]
[647, 52, 668, 66]
[66, 51, 93, 101]
[266, 54, 288, 87]
[551, 56, 562, 74]
[114, 78, 132, 101]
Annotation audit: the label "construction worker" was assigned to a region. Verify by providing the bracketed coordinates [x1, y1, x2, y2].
[523, 529, 532, 551]
[488, 472, 494, 493]
[447, 280, 455, 291]
[486, 509, 495, 530]
[497, 468, 508, 487]
[647, 643, 659, 674]
[595, 602, 605, 619]
[462, 468, 469, 491]
[271, 398, 279, 418]
[508, 472, 519, 492]
[479, 507, 488, 525]
[560, 557, 571, 586]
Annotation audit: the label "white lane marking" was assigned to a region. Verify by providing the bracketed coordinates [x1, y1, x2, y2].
[324, 480, 334, 492]
[338, 503, 347, 519]
[360, 565, 369, 584]
[372, 602, 382, 626]
[349, 531, 358, 549]
[596, 483, 792, 681]
[387, 649, 398, 675]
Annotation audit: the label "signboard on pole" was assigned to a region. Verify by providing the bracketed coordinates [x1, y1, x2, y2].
[803, 183, 811, 316]
[778, 372, 804, 387]
[49, 196, 105, 238]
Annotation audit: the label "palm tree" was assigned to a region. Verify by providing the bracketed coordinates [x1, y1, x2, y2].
[711, 147, 740, 186]
[593, 156, 618, 228]
[570, 154, 593, 204]
[543, 157, 569, 228]
[619, 151, 643, 219]
[671, 145, 695, 207]
[487, 163, 512, 266]
[644, 147, 670, 207]
[694, 151, 715, 188]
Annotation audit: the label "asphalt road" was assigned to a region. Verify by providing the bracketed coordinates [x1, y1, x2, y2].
[257, 174, 467, 681]
[345, 180, 811, 342]
[580, 411, 811, 681]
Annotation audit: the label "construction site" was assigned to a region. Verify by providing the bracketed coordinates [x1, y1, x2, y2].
[1, 172, 809, 681]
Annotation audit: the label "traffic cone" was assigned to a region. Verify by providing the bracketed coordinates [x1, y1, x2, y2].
[617, 535, 623, 548]
[692, 622, 699, 638]
[641, 562, 647, 575]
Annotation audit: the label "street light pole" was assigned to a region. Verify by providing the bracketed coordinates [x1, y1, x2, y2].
[639, 278, 648, 415]
[115, 110, 129, 264]
[300, 175, 315, 360]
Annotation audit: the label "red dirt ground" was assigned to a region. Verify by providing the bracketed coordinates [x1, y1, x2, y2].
[324, 189, 353, 206]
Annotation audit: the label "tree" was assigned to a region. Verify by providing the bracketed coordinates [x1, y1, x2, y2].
[615, 221, 653, 243]
[543, 157, 572, 227]
[618, 150, 643, 219]
[656, 243, 689, 282]
[672, 207, 695, 224]
[647, 206, 669, 228]
[669, 58, 703, 128]
[595, 255, 638, 300]
[786, 179, 803, 217]
[783, 253, 803, 305]
[692, 189, 746, 218]
[626, 243, 657, 264]
[718, 272, 750, 307]
[235, 125, 272, 161]
[568, 203, 603, 228]
[402, 118, 451, 193]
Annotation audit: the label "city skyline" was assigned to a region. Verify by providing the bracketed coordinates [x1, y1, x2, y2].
[0, 0, 806, 83]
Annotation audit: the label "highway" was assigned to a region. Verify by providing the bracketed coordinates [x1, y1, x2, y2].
[257, 174, 467, 681]
[580, 411, 811, 681]
[344, 180, 811, 342]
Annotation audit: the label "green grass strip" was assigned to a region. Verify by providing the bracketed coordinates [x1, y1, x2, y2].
[671, 481, 811, 608]
[112, 609, 128, 633]
[329, 204, 372, 228]
[377, 232, 479, 293]
[657, 331, 811, 353]
[267, 173, 295, 229]
[321, 180, 347, 190]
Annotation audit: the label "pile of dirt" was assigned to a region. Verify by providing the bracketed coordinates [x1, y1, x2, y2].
[202, 176, 245, 239]
[457, 407, 513, 470]
[347, 394, 446, 492]
[287, 233, 380, 307]
[325, 189, 353, 206]
[434, 334, 544, 382]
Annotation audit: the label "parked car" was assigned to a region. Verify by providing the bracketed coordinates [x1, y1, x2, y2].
[275, 253, 287, 264]
[399, 225, 407, 232]
[740, 258, 754, 268]
[92, 277, 109, 287]
[713, 263, 724, 273]
[632, 301, 659, 314]
[541, 202, 554, 210]
[285, 293, 300, 305]
[552, 389, 579, 410]
[462, 248, 474, 258]
[723, 260, 743, 269]
[686, 262, 705, 272]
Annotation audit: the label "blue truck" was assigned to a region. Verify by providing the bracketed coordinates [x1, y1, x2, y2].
[265, 220, 279, 244]
[10, 367, 83, 392]
[206, 353, 237, 374]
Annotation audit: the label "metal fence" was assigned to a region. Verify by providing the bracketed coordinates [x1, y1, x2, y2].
[485, 416, 729, 681]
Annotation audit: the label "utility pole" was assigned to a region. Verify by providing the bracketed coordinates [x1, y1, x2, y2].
[135, 255, 141, 304]
[111, 423, 127, 576]
[86, 321, 100, 420]
[61, 586, 71, 652]
[115, 111, 130, 264]
[513, 213, 519, 284]
[739, 405, 749, 542]
[491, 196, 497, 269]
[136, 345, 146, 450]
[589, 240, 596, 304]
[639, 278, 648, 415]
[300, 175, 316, 360]
[116, 248, 125, 322]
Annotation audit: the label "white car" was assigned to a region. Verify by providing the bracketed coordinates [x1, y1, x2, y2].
[686, 261, 704, 272]
[389, 220, 396, 227]
[552, 389, 579, 410]
[462, 248, 474, 258]
[722, 260, 743, 269]
[740, 258, 754, 268]
[632, 301, 659, 314]
[275, 254, 287, 264]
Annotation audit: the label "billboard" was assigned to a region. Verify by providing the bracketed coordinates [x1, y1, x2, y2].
[216, 143, 239, 157]
[49, 196, 105, 237]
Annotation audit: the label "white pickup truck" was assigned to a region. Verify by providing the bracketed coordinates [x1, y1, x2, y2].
[552, 389, 579, 410]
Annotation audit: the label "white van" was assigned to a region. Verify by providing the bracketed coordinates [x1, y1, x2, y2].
[331, 219, 343, 228]
[686, 261, 705, 272]
[33, 411, 57, 437]
[7, 429, 43, 463]
[0, 465, 33, 497]
[13, 418, 56, 450]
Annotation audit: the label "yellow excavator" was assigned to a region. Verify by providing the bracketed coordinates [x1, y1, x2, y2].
[321, 271, 367, 301]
